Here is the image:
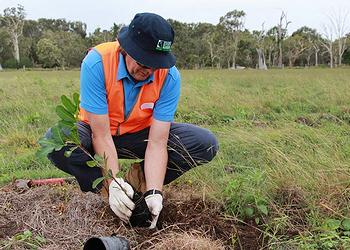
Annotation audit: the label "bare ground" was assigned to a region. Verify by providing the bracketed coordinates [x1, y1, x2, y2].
[0, 182, 264, 249]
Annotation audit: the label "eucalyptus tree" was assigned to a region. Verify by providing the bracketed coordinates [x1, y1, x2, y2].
[253, 24, 268, 70]
[276, 11, 291, 68]
[1, 4, 26, 64]
[36, 38, 62, 68]
[265, 27, 279, 67]
[331, 10, 349, 66]
[321, 10, 349, 67]
[292, 26, 322, 66]
[284, 34, 307, 67]
[219, 10, 246, 69]
[0, 27, 12, 64]
[42, 30, 87, 68]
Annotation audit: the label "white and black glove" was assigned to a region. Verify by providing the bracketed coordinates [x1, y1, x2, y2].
[109, 178, 135, 223]
[144, 189, 163, 229]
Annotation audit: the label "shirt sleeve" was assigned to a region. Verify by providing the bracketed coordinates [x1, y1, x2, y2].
[153, 66, 181, 122]
[80, 49, 108, 115]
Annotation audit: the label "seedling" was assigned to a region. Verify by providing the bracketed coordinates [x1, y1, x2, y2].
[37, 93, 151, 227]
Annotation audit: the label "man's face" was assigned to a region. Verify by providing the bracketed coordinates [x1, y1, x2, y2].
[125, 54, 154, 81]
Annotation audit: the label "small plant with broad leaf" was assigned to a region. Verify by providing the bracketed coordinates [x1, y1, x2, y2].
[36, 93, 117, 191]
[37, 93, 152, 227]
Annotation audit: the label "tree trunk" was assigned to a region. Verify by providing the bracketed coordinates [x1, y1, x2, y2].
[315, 49, 319, 66]
[306, 54, 311, 67]
[329, 42, 333, 68]
[256, 48, 267, 70]
[278, 42, 283, 68]
[11, 33, 20, 64]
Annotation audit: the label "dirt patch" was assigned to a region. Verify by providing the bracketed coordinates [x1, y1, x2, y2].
[272, 186, 309, 236]
[295, 116, 317, 127]
[0, 183, 264, 249]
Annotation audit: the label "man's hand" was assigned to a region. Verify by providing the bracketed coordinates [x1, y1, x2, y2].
[145, 192, 163, 229]
[109, 178, 135, 222]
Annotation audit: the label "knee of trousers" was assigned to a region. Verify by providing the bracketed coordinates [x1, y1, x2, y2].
[194, 128, 219, 164]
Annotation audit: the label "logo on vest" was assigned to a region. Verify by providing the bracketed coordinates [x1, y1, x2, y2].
[140, 102, 155, 110]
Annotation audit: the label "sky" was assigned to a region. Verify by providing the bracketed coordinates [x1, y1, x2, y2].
[0, 0, 349, 35]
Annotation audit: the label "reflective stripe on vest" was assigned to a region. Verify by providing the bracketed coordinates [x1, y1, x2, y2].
[79, 41, 168, 135]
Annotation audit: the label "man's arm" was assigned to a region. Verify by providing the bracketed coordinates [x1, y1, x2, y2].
[144, 118, 171, 191]
[87, 111, 135, 222]
[86, 112, 119, 182]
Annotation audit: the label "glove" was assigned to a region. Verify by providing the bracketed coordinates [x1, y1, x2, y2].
[109, 178, 135, 223]
[144, 190, 163, 229]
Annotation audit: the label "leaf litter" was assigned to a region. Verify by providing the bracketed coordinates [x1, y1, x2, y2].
[0, 183, 264, 249]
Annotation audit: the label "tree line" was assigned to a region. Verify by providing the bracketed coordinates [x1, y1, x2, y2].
[0, 5, 349, 70]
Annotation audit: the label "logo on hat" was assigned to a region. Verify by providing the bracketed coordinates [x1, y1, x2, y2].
[156, 40, 172, 52]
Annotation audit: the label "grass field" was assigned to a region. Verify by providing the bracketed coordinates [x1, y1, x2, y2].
[1, 68, 350, 248]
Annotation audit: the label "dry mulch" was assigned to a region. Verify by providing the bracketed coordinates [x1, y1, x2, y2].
[0, 182, 263, 249]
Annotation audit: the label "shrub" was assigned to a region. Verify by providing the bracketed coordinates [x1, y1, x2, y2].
[3, 58, 19, 69]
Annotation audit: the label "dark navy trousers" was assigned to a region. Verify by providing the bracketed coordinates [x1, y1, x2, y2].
[47, 122, 219, 192]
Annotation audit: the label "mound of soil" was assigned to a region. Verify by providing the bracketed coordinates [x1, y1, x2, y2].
[0, 183, 263, 249]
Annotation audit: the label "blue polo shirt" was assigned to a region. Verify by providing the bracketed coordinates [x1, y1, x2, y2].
[80, 49, 180, 122]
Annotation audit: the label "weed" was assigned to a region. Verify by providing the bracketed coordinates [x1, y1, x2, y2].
[0, 230, 46, 249]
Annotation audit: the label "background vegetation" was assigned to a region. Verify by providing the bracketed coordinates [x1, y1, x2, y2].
[1, 3, 350, 249]
[0, 5, 349, 70]
[1, 68, 350, 248]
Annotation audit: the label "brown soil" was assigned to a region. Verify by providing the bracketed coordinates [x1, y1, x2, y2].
[271, 186, 309, 237]
[0, 183, 264, 249]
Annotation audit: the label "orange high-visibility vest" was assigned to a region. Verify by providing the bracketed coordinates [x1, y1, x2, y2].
[79, 42, 168, 135]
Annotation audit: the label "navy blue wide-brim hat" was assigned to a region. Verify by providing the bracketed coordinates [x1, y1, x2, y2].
[118, 13, 176, 69]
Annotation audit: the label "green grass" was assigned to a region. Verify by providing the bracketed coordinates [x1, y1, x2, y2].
[1, 68, 350, 248]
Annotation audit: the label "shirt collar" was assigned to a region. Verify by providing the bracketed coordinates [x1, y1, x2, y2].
[117, 53, 154, 84]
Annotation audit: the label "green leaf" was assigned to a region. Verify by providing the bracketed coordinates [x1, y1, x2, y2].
[54, 145, 64, 151]
[257, 204, 268, 216]
[324, 219, 341, 231]
[92, 176, 105, 189]
[86, 160, 97, 167]
[73, 92, 80, 107]
[51, 126, 65, 144]
[107, 169, 114, 179]
[56, 105, 76, 123]
[36, 137, 61, 158]
[244, 207, 254, 217]
[36, 146, 56, 158]
[35, 235, 46, 244]
[23, 230, 32, 238]
[58, 120, 75, 129]
[64, 150, 72, 157]
[61, 95, 77, 114]
[94, 154, 104, 166]
[341, 218, 350, 231]
[116, 171, 124, 178]
[64, 146, 78, 157]
[255, 217, 260, 224]
[73, 92, 80, 106]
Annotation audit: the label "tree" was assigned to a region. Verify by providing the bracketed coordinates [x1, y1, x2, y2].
[265, 27, 279, 67]
[284, 34, 307, 67]
[253, 24, 267, 70]
[219, 10, 246, 68]
[331, 10, 349, 66]
[43, 30, 87, 67]
[36, 38, 62, 68]
[276, 11, 291, 68]
[321, 10, 349, 67]
[1, 5, 26, 64]
[0, 27, 12, 64]
[88, 28, 115, 47]
[292, 27, 321, 66]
